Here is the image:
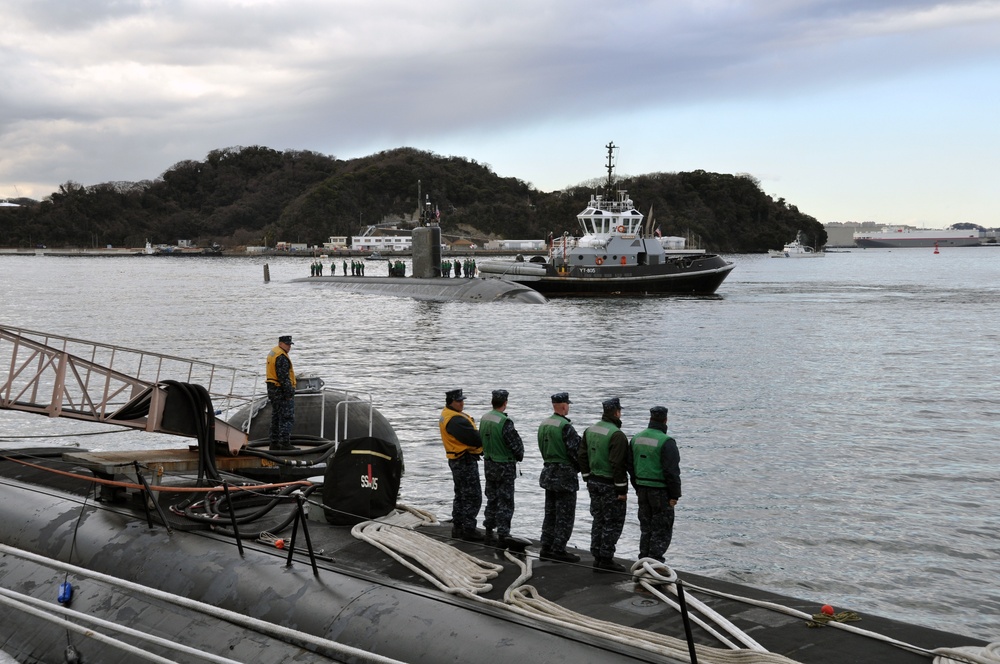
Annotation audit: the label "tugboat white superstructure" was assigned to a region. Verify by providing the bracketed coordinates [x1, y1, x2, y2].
[478, 142, 735, 296]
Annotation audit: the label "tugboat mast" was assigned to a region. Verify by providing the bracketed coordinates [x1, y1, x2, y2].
[604, 141, 617, 192]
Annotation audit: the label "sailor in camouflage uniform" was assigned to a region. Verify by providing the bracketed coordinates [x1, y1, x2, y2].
[439, 389, 484, 541]
[480, 389, 524, 547]
[536, 392, 582, 563]
[630, 406, 681, 562]
[265, 335, 297, 451]
[580, 397, 630, 573]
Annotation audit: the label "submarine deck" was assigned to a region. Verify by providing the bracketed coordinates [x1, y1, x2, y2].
[0, 448, 987, 664]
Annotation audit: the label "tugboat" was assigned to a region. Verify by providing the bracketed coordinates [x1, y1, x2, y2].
[477, 142, 735, 296]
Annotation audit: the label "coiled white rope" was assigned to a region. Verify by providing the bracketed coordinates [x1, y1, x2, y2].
[933, 643, 1000, 664]
[352, 509, 1000, 664]
[351, 506, 503, 599]
[352, 510, 799, 663]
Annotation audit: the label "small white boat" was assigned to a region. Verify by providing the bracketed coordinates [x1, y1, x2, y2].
[769, 233, 824, 258]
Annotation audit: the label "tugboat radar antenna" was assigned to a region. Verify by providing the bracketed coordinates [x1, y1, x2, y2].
[605, 141, 618, 192]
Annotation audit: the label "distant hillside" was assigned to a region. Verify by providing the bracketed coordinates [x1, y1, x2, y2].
[0, 146, 825, 252]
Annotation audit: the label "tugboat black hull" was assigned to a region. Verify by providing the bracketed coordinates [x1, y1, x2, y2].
[480, 255, 735, 297]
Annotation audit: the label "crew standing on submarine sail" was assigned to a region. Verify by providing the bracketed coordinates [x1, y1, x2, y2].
[266, 335, 296, 451]
[630, 405, 681, 562]
[439, 389, 484, 541]
[480, 389, 524, 547]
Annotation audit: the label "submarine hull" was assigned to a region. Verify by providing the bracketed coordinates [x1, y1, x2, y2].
[0, 452, 987, 664]
[294, 276, 548, 303]
[0, 460, 680, 664]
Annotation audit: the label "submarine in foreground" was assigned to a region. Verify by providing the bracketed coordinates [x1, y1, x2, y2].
[0, 327, 994, 664]
[292, 226, 548, 303]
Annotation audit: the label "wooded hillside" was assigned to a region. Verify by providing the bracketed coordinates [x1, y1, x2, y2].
[1, 146, 826, 252]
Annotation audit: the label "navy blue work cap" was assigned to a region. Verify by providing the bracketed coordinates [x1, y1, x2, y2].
[602, 397, 622, 412]
[278, 335, 293, 345]
[650, 406, 669, 419]
[551, 392, 572, 404]
[446, 389, 465, 403]
[492, 389, 509, 400]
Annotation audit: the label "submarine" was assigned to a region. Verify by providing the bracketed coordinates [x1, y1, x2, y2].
[291, 227, 548, 304]
[0, 327, 994, 664]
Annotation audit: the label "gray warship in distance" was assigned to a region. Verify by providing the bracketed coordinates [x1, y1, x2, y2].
[478, 142, 735, 297]
[0, 326, 992, 664]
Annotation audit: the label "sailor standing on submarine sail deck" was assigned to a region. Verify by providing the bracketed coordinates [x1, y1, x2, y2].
[266, 335, 296, 451]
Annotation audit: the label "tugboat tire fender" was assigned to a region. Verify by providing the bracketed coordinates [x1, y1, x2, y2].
[595, 257, 604, 265]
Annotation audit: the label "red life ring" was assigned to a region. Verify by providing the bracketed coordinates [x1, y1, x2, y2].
[617, 226, 625, 233]
[595, 257, 604, 265]
[620, 256, 627, 265]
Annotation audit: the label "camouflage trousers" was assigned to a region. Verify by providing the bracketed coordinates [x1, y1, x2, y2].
[636, 487, 675, 562]
[267, 388, 295, 445]
[483, 460, 517, 536]
[540, 489, 577, 552]
[587, 481, 626, 559]
[448, 454, 482, 531]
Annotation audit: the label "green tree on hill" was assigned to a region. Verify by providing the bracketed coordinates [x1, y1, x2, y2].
[3, 146, 824, 252]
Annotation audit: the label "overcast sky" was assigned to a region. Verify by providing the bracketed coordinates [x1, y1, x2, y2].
[3, 1, 999, 227]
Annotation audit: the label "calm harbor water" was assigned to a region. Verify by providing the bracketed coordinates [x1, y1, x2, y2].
[1, 247, 998, 641]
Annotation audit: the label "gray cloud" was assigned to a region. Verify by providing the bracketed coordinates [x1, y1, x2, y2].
[2, 0, 999, 203]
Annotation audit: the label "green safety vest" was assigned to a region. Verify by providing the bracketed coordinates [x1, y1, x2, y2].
[481, 410, 516, 462]
[584, 421, 619, 478]
[538, 414, 571, 464]
[631, 428, 672, 488]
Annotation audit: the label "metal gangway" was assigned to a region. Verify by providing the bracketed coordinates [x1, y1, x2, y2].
[0, 325, 255, 453]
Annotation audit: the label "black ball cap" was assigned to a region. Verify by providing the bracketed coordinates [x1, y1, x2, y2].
[602, 397, 622, 411]
[650, 406, 668, 419]
[551, 392, 571, 404]
[446, 389, 465, 403]
[278, 335, 293, 345]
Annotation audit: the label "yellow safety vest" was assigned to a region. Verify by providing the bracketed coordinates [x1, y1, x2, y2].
[265, 346, 296, 388]
[439, 408, 482, 459]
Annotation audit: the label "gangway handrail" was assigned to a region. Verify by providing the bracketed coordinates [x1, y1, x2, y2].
[1, 325, 255, 453]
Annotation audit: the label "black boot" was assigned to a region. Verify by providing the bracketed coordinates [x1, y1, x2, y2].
[452, 527, 483, 542]
[594, 557, 627, 573]
[541, 549, 581, 563]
